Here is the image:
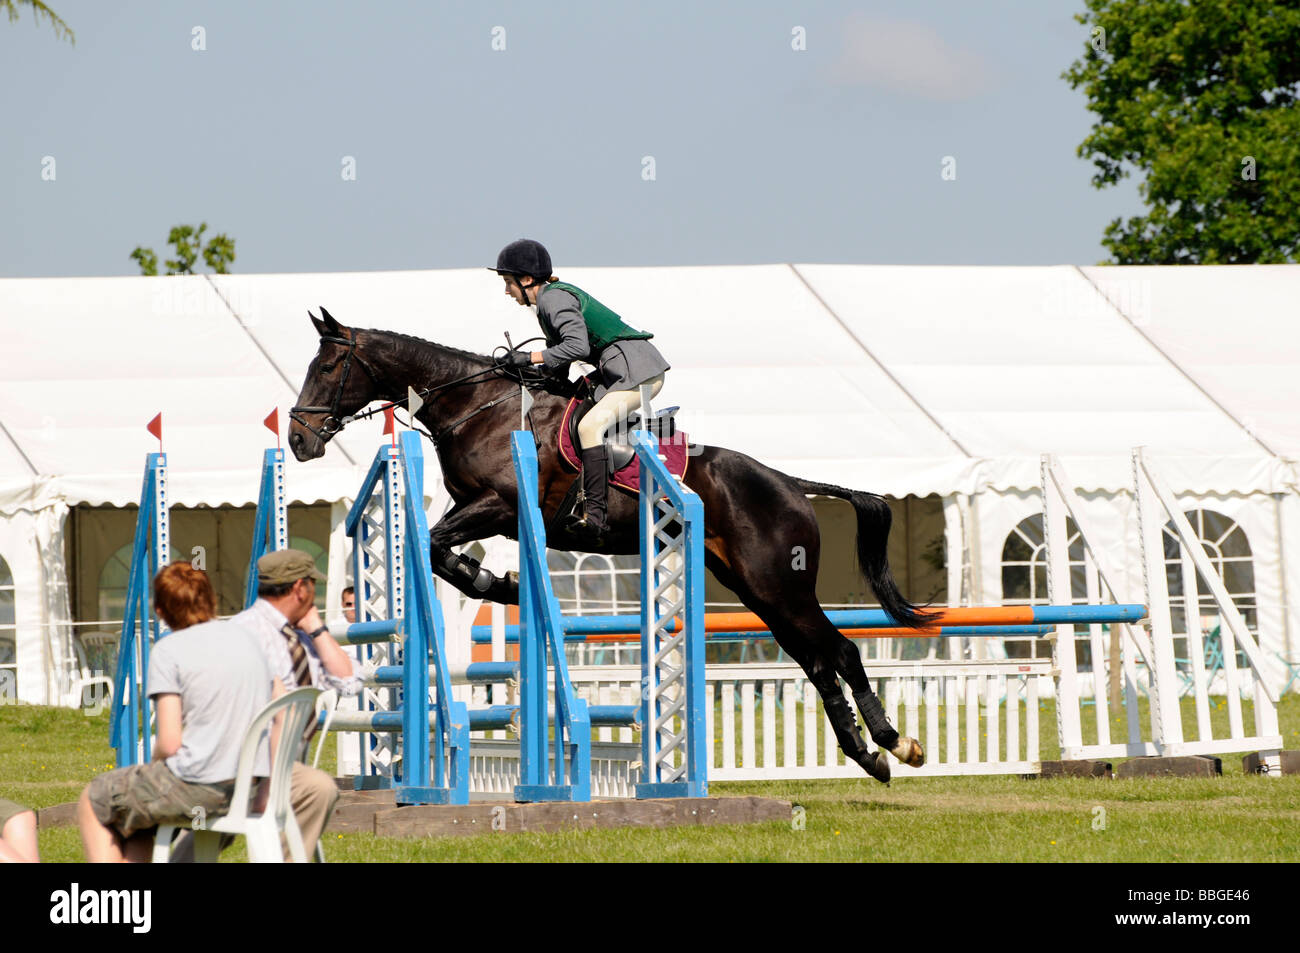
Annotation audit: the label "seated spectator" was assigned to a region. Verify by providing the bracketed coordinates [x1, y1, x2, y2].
[0, 799, 38, 863]
[233, 550, 363, 859]
[77, 562, 270, 863]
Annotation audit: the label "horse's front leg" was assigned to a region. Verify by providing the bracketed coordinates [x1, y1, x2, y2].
[429, 494, 520, 605]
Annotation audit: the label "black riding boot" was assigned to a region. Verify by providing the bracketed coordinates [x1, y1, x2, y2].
[570, 445, 610, 549]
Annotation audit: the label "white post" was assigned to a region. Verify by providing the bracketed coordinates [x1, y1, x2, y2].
[1086, 561, 1111, 745]
[942, 495, 966, 661]
[1179, 545, 1212, 741]
[1042, 455, 1084, 758]
[1132, 448, 1184, 752]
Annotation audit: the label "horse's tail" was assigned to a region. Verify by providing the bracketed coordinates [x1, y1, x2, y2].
[795, 479, 936, 629]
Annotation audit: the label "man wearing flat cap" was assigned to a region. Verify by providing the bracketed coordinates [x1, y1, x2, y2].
[234, 548, 363, 859]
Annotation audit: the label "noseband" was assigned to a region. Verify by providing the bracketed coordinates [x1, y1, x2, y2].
[289, 332, 380, 443]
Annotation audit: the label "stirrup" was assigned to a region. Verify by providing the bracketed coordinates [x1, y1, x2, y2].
[566, 515, 608, 549]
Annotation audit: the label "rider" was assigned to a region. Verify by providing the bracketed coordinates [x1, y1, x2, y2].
[492, 239, 669, 548]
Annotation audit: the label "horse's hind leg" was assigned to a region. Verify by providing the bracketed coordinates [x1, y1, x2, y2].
[706, 554, 891, 783]
[782, 617, 897, 782]
[815, 674, 894, 784]
[834, 637, 925, 767]
[741, 602, 923, 774]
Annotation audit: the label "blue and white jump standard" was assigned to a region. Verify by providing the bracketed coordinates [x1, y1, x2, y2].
[109, 451, 169, 766]
[508, 427, 709, 801]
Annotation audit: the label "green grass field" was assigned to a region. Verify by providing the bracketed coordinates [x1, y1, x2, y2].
[4, 696, 1297, 863]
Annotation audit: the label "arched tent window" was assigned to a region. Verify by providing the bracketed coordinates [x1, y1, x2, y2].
[546, 551, 639, 615]
[97, 542, 185, 624]
[1163, 509, 1255, 645]
[1000, 515, 1086, 660]
[546, 551, 640, 665]
[1, 555, 16, 700]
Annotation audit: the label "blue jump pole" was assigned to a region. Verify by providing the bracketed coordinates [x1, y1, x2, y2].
[634, 429, 708, 799]
[468, 623, 1056, 642]
[512, 430, 591, 802]
[339, 436, 468, 805]
[393, 431, 469, 806]
[244, 447, 288, 608]
[109, 452, 169, 767]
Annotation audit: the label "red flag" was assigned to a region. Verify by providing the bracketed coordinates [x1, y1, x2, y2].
[146, 413, 162, 446]
[383, 405, 395, 436]
[263, 408, 279, 437]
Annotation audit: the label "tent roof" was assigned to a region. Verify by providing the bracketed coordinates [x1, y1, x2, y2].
[2, 263, 1297, 514]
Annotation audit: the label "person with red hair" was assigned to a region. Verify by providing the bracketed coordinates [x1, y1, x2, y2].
[77, 562, 271, 862]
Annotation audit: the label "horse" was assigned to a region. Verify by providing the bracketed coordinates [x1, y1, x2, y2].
[288, 308, 931, 782]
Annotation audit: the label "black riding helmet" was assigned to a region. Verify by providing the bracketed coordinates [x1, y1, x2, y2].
[490, 239, 552, 281]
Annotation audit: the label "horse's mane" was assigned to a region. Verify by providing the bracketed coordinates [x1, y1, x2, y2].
[357, 326, 494, 367]
[353, 325, 578, 399]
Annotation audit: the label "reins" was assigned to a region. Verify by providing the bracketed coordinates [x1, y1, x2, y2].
[290, 330, 552, 445]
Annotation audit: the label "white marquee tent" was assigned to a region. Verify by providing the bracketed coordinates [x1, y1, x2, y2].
[2, 264, 1298, 704]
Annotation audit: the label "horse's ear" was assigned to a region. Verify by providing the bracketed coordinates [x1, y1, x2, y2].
[309, 310, 328, 336]
[319, 306, 342, 333]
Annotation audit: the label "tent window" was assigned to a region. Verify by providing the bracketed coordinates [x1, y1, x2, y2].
[1000, 515, 1086, 660]
[1163, 510, 1256, 640]
[546, 551, 639, 615]
[1, 555, 15, 700]
[545, 551, 641, 665]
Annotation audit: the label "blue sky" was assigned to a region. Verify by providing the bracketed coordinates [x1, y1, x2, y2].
[2, 1, 1141, 276]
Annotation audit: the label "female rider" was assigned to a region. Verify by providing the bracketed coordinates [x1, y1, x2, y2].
[492, 239, 669, 548]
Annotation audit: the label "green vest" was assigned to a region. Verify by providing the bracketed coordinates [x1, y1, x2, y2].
[545, 281, 653, 352]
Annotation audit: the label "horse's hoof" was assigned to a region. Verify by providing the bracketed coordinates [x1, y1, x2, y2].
[891, 737, 925, 768]
[864, 749, 891, 785]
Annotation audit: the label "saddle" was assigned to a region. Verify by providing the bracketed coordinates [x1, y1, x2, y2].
[557, 377, 691, 494]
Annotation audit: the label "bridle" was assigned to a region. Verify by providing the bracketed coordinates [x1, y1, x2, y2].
[288, 330, 381, 444]
[290, 328, 547, 446]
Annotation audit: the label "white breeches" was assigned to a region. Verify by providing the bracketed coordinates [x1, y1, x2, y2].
[577, 375, 665, 450]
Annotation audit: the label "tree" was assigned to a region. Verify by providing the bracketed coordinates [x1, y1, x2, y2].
[1064, 0, 1300, 264]
[1, 0, 73, 43]
[131, 224, 236, 276]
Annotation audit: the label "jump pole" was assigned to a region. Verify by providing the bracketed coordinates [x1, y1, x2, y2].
[109, 451, 169, 766]
[633, 428, 708, 798]
[508, 425, 708, 801]
[244, 447, 289, 607]
[512, 430, 591, 801]
[468, 606, 1144, 642]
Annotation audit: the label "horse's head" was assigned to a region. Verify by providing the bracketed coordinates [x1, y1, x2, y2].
[288, 307, 382, 461]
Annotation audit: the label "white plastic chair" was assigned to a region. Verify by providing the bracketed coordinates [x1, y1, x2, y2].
[152, 686, 321, 863]
[63, 633, 115, 709]
[311, 688, 340, 770]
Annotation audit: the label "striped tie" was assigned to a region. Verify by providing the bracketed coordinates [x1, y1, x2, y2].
[281, 623, 321, 747]
[281, 623, 312, 687]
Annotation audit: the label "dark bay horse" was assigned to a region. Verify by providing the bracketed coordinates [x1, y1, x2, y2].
[289, 309, 930, 781]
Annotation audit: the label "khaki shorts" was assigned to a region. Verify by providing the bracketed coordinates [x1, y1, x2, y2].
[86, 761, 235, 840]
[0, 797, 33, 829]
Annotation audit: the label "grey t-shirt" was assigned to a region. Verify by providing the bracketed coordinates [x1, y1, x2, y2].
[147, 618, 272, 783]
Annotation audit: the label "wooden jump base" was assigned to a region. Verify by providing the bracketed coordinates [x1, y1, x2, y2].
[324, 787, 792, 838]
